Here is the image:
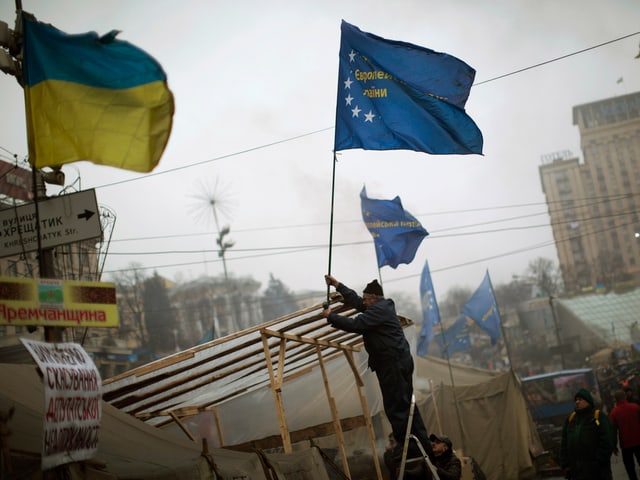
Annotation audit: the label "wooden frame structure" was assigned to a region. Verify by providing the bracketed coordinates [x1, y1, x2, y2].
[101, 293, 407, 480]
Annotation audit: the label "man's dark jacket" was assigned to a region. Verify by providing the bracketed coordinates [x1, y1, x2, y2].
[432, 449, 462, 480]
[560, 404, 613, 480]
[327, 283, 410, 372]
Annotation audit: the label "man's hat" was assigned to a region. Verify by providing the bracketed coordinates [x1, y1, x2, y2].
[429, 433, 452, 449]
[363, 279, 383, 296]
[574, 388, 594, 407]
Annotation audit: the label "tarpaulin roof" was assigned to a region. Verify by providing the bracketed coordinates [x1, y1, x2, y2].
[102, 293, 378, 427]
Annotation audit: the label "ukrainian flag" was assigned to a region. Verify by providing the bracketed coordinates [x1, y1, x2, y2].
[22, 13, 174, 173]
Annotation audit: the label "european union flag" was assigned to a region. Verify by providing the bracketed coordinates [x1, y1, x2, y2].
[334, 20, 483, 155]
[434, 316, 471, 357]
[462, 271, 502, 345]
[417, 260, 441, 357]
[360, 186, 428, 269]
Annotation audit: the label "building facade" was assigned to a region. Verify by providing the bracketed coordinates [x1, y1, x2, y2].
[539, 91, 640, 292]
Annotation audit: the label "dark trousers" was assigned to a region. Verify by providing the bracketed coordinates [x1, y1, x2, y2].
[622, 445, 640, 480]
[375, 353, 431, 456]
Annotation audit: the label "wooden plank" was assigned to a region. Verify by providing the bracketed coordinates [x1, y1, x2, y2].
[226, 415, 368, 452]
[344, 350, 383, 480]
[262, 328, 360, 352]
[168, 411, 196, 442]
[316, 345, 351, 479]
[277, 339, 286, 387]
[212, 407, 225, 447]
[262, 332, 292, 452]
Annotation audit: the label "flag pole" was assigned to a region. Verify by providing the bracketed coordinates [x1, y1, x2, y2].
[326, 151, 338, 303]
[439, 322, 468, 454]
[487, 271, 515, 372]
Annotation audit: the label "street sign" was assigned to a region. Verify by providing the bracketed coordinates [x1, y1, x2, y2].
[0, 189, 101, 258]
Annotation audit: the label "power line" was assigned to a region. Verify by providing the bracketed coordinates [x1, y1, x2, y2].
[473, 31, 640, 86]
[77, 31, 640, 192]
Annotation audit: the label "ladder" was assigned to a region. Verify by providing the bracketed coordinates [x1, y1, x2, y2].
[397, 394, 439, 480]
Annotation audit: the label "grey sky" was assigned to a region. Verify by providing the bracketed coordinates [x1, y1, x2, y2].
[1, 0, 639, 306]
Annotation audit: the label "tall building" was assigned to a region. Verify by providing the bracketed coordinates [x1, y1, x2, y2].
[539, 91, 640, 292]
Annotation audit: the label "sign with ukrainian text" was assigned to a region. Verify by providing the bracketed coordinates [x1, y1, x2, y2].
[20, 339, 102, 470]
[0, 277, 119, 327]
[0, 189, 101, 258]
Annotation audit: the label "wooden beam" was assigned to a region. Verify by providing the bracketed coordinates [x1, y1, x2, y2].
[262, 328, 360, 352]
[316, 345, 351, 479]
[344, 349, 383, 480]
[212, 406, 225, 447]
[262, 332, 292, 452]
[168, 411, 196, 442]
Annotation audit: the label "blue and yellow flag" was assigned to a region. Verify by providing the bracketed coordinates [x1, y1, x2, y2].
[22, 14, 174, 172]
[360, 186, 428, 269]
[334, 20, 482, 155]
[462, 271, 502, 345]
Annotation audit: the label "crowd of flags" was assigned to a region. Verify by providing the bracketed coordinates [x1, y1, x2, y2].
[18, 10, 493, 358]
[357, 183, 503, 358]
[336, 21, 493, 359]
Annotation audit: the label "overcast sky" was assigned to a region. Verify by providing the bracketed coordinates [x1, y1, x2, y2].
[1, 0, 639, 306]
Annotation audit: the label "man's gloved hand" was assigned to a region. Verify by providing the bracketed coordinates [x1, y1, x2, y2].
[324, 275, 339, 288]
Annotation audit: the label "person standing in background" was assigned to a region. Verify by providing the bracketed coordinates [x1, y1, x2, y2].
[610, 389, 640, 480]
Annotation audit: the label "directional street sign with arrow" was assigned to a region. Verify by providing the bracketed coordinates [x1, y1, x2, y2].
[0, 189, 101, 258]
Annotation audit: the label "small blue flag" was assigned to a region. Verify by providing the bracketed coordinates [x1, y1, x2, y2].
[360, 186, 428, 269]
[462, 271, 501, 345]
[435, 316, 471, 357]
[334, 20, 483, 155]
[417, 260, 441, 357]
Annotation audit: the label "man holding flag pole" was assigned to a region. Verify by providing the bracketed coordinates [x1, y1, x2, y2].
[322, 19, 484, 477]
[322, 274, 433, 476]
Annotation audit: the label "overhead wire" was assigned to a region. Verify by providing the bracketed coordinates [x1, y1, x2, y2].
[3, 31, 640, 279]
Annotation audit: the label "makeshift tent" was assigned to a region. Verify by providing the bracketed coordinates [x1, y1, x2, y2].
[0, 362, 341, 479]
[415, 355, 543, 480]
[2, 294, 403, 479]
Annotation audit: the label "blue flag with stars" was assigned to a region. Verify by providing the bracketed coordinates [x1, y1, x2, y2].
[462, 271, 502, 345]
[360, 186, 428, 269]
[417, 260, 441, 357]
[334, 20, 483, 155]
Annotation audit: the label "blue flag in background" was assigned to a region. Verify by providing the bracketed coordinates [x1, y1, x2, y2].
[435, 316, 472, 357]
[417, 260, 441, 357]
[360, 186, 428, 269]
[334, 20, 483, 155]
[462, 271, 501, 345]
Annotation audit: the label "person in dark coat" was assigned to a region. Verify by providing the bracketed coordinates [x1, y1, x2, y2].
[323, 276, 432, 467]
[428, 433, 461, 480]
[560, 388, 614, 480]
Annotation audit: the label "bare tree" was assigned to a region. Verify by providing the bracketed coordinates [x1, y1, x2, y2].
[439, 286, 473, 318]
[527, 257, 562, 296]
[109, 263, 149, 345]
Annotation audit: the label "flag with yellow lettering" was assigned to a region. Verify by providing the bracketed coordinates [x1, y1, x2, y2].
[334, 20, 482, 155]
